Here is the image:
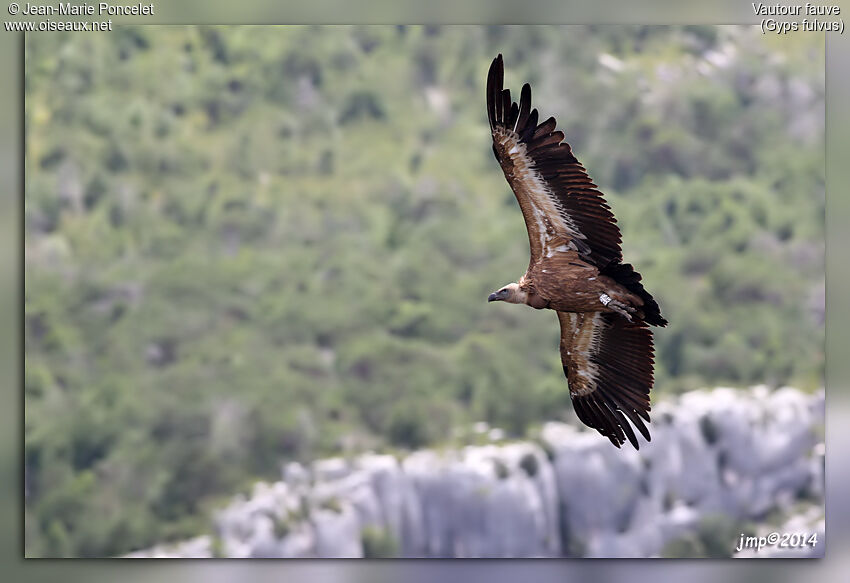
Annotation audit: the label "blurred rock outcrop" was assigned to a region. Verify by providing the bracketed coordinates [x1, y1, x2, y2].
[126, 386, 824, 558]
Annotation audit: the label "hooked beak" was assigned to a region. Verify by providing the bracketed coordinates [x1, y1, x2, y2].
[488, 290, 506, 303]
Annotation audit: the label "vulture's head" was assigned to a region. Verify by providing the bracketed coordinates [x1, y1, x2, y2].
[488, 282, 524, 304]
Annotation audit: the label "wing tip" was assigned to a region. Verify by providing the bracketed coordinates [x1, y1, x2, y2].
[487, 54, 505, 130]
[561, 311, 656, 450]
[574, 393, 650, 450]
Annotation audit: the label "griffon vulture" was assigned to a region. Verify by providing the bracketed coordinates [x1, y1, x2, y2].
[486, 54, 667, 449]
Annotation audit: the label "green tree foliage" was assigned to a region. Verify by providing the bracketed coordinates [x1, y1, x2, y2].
[24, 26, 823, 556]
[661, 514, 755, 558]
[361, 526, 399, 558]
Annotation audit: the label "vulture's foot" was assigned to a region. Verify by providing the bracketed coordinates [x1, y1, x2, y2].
[599, 293, 635, 321]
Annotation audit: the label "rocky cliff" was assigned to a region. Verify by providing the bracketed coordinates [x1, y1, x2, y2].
[127, 386, 824, 558]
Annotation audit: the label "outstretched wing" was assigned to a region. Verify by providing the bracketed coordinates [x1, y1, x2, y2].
[487, 54, 622, 270]
[557, 311, 654, 449]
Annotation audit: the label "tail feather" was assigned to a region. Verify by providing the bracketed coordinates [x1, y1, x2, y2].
[602, 262, 667, 327]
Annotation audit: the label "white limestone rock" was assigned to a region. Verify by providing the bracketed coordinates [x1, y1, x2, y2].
[127, 386, 824, 559]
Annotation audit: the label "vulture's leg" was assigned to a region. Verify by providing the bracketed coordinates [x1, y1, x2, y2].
[599, 293, 636, 321]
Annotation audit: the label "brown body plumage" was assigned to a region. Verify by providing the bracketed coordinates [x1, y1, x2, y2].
[486, 55, 667, 449]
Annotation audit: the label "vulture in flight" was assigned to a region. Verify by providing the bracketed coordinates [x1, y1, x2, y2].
[485, 55, 667, 449]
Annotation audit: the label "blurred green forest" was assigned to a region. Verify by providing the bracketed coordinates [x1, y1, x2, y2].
[24, 26, 824, 557]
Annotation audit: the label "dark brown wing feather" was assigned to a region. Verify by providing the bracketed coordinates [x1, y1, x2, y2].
[487, 54, 623, 270]
[557, 311, 654, 449]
